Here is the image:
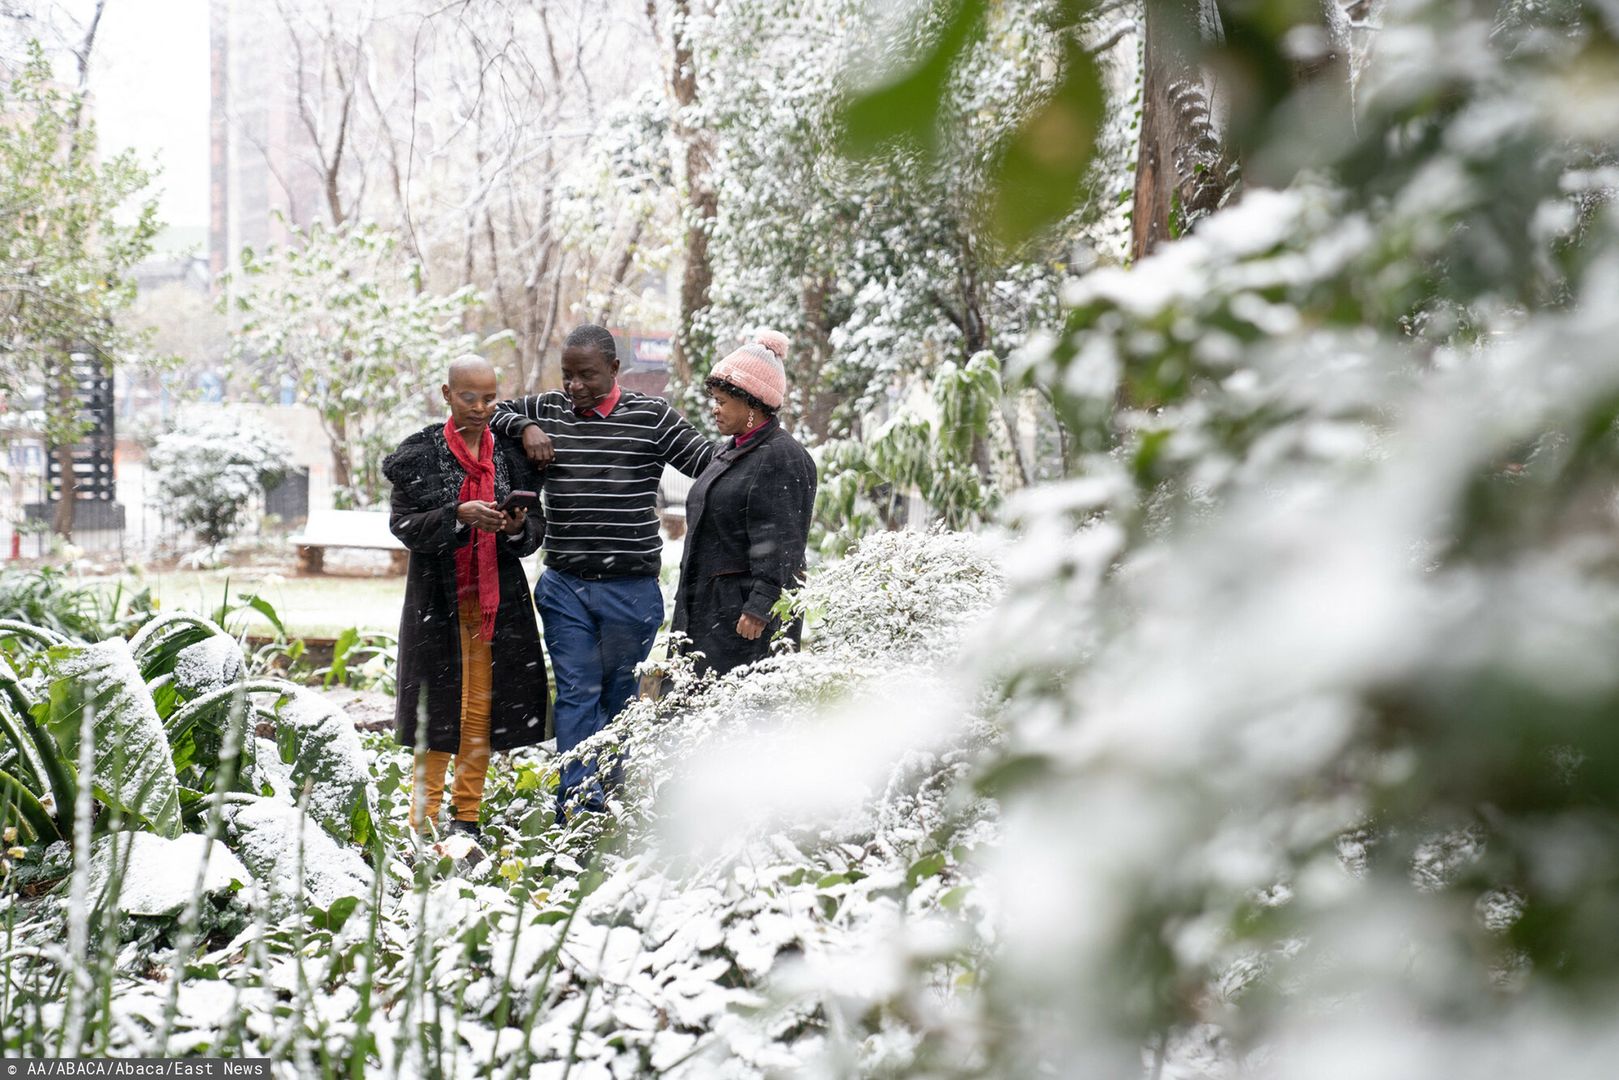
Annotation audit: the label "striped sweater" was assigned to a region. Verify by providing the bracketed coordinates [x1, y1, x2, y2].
[490, 389, 716, 578]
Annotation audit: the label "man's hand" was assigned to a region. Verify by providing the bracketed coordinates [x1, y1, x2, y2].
[457, 500, 506, 532]
[501, 506, 528, 535]
[521, 425, 555, 466]
[736, 612, 766, 640]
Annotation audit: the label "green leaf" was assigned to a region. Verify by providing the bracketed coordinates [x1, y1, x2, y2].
[275, 714, 299, 765]
[0, 686, 45, 791]
[974, 752, 1055, 797]
[835, 0, 989, 159]
[0, 766, 61, 843]
[325, 627, 360, 688]
[42, 639, 183, 838]
[906, 851, 948, 888]
[325, 895, 361, 932]
[987, 41, 1105, 249]
[130, 616, 217, 683]
[271, 687, 375, 846]
[0, 668, 74, 837]
[238, 593, 286, 638]
[222, 795, 372, 907]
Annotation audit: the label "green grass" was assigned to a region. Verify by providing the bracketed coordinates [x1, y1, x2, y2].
[88, 569, 408, 638]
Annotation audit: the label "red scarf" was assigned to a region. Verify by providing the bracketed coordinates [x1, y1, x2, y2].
[444, 417, 499, 641]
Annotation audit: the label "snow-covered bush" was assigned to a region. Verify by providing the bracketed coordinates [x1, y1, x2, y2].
[2, 532, 1006, 1075]
[148, 415, 292, 551]
[813, 352, 1026, 552]
[942, 1, 1619, 1074]
[0, 604, 374, 869]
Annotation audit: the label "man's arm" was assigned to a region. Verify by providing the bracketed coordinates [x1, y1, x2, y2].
[493, 396, 555, 465]
[659, 403, 718, 477]
[502, 459, 547, 558]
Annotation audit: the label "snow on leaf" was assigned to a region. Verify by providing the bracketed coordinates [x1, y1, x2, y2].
[47, 638, 183, 838]
[89, 832, 250, 918]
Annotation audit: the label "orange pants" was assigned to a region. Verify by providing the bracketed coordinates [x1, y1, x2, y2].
[410, 598, 493, 828]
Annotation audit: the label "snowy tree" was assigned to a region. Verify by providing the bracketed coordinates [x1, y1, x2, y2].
[672, 0, 1137, 544]
[0, 44, 159, 538]
[229, 0, 671, 392]
[148, 415, 292, 552]
[648, 0, 720, 388]
[687, 0, 1126, 441]
[221, 222, 480, 508]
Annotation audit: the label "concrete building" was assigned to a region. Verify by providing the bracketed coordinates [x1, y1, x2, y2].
[209, 0, 323, 280]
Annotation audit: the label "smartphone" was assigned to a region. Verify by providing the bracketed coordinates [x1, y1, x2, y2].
[497, 489, 540, 513]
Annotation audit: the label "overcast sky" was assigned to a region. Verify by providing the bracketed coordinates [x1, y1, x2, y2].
[84, 0, 211, 249]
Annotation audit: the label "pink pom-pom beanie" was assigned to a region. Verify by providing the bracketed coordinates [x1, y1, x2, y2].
[709, 330, 789, 409]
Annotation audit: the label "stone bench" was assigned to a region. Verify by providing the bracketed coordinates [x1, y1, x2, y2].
[288, 510, 407, 575]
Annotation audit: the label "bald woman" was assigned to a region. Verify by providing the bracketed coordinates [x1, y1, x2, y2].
[383, 355, 550, 840]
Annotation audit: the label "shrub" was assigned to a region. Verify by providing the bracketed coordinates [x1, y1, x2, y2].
[148, 415, 292, 550]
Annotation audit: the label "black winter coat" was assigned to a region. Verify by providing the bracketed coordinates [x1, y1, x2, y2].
[671, 419, 817, 677]
[384, 424, 549, 752]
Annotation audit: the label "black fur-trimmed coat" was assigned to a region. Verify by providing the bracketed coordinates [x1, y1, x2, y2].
[384, 423, 549, 752]
[670, 419, 817, 677]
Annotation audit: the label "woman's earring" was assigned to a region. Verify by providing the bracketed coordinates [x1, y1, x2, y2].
[747, 410, 756, 429]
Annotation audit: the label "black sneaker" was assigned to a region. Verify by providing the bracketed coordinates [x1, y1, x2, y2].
[448, 819, 482, 841]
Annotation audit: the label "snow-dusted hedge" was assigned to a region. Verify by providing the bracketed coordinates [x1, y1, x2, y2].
[148, 413, 292, 554]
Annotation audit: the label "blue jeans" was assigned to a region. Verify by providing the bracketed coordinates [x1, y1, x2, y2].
[535, 569, 664, 813]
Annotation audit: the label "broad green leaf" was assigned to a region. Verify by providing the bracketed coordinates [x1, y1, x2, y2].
[223, 796, 372, 911]
[87, 831, 251, 918]
[987, 41, 1105, 249]
[325, 894, 361, 931]
[43, 639, 182, 838]
[271, 687, 375, 846]
[835, 0, 989, 159]
[129, 614, 217, 684]
[167, 634, 247, 698]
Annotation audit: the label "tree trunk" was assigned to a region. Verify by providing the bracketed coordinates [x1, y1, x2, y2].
[795, 276, 838, 442]
[960, 234, 988, 358]
[597, 217, 647, 325]
[51, 357, 78, 539]
[328, 411, 353, 506]
[1131, 0, 1233, 262]
[667, 0, 715, 392]
[1133, 0, 1357, 260]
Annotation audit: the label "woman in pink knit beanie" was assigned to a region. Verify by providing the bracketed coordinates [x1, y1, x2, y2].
[669, 331, 819, 677]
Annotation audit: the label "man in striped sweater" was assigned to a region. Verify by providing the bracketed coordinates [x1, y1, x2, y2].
[491, 324, 716, 820]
